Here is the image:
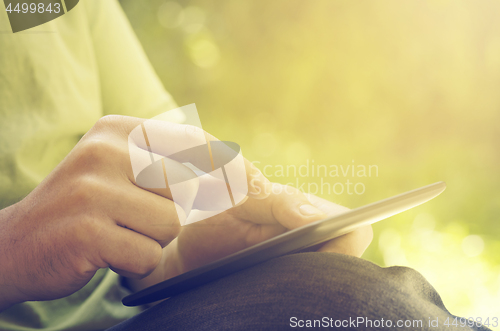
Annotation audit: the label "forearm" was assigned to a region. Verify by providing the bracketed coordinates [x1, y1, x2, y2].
[0, 204, 25, 312]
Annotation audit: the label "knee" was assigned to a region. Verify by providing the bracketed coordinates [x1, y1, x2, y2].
[253, 252, 385, 314]
[241, 252, 441, 317]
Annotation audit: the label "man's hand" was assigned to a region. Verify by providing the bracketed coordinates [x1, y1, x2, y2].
[0, 114, 372, 309]
[128, 184, 373, 292]
[0, 115, 265, 311]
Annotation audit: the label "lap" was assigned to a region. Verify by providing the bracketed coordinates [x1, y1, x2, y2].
[108, 252, 489, 331]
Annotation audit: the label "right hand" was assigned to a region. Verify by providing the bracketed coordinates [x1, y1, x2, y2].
[0, 115, 265, 311]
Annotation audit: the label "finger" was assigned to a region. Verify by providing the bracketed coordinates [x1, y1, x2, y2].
[301, 194, 372, 257]
[92, 115, 203, 201]
[230, 183, 327, 229]
[124, 116, 270, 200]
[303, 193, 374, 256]
[97, 225, 164, 279]
[198, 132, 270, 199]
[80, 125, 198, 206]
[270, 192, 372, 256]
[315, 225, 374, 257]
[101, 183, 185, 246]
[82, 138, 199, 221]
[303, 193, 350, 215]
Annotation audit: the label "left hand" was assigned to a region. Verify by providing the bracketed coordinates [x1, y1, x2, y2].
[127, 183, 373, 292]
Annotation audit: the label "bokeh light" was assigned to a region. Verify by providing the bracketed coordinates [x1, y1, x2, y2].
[121, 0, 500, 327]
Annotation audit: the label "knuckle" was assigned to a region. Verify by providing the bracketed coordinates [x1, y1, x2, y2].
[71, 216, 106, 254]
[71, 175, 101, 204]
[72, 258, 99, 279]
[75, 138, 125, 173]
[79, 216, 104, 239]
[89, 115, 133, 140]
[81, 138, 116, 160]
[94, 114, 123, 129]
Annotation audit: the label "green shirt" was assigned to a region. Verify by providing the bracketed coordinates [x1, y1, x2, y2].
[0, 0, 176, 329]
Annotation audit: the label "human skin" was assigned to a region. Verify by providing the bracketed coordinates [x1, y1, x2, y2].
[0, 115, 372, 311]
[128, 189, 373, 293]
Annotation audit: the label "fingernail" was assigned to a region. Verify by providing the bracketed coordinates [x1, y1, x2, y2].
[299, 204, 323, 216]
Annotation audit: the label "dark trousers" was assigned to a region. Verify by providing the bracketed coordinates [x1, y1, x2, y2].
[108, 253, 491, 331]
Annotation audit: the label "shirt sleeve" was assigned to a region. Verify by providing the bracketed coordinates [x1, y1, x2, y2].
[84, 0, 177, 118]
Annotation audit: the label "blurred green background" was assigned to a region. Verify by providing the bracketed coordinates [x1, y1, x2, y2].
[120, 0, 500, 323]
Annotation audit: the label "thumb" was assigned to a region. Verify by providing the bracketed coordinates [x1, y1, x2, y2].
[230, 183, 327, 229]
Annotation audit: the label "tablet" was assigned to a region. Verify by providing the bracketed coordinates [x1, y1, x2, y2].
[122, 181, 446, 306]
